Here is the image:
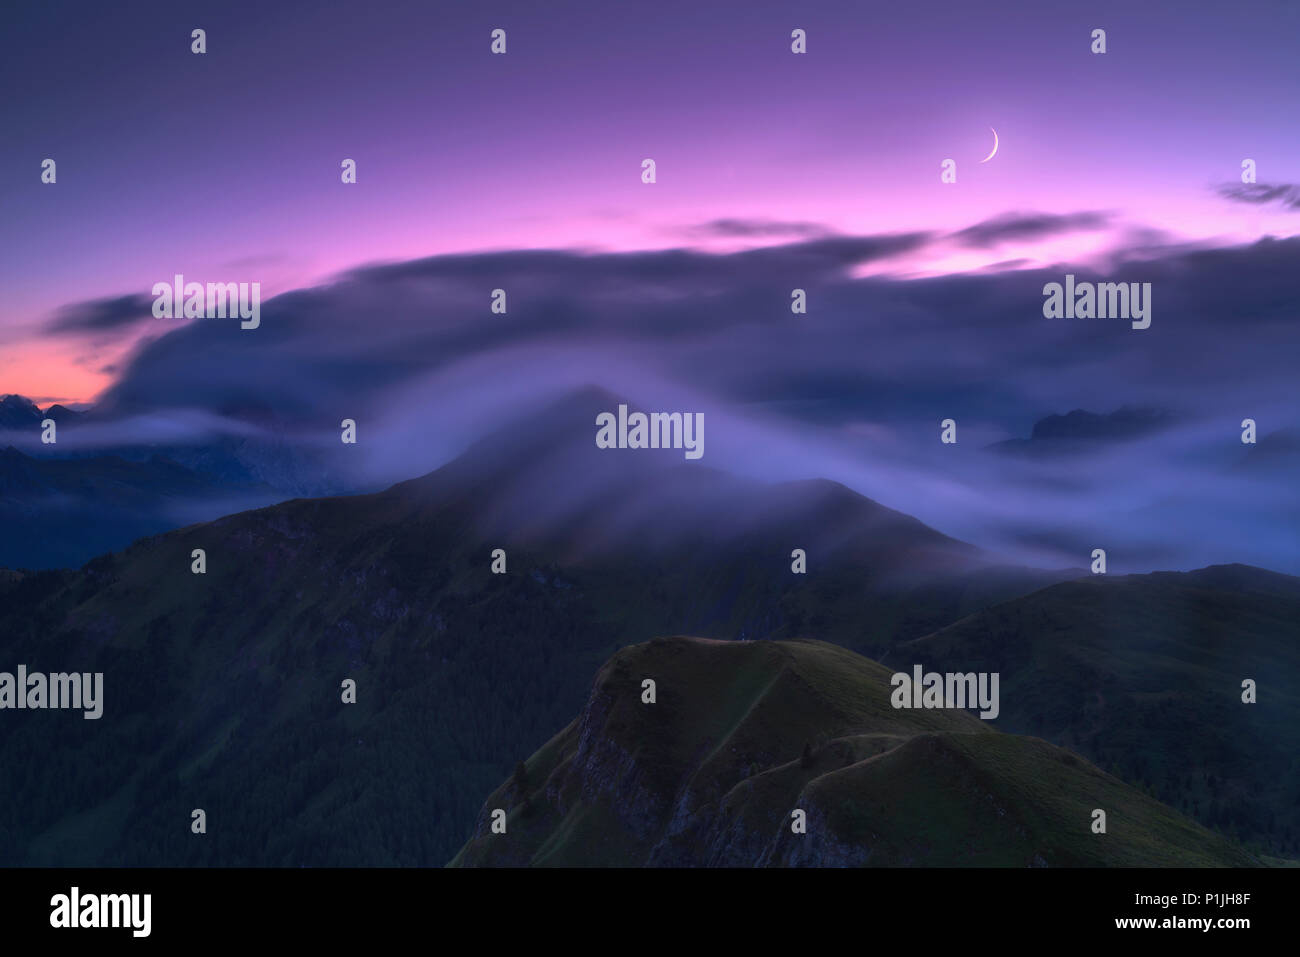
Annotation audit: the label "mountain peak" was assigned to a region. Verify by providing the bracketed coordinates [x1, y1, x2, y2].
[0, 394, 41, 412]
[0, 394, 43, 431]
[43, 403, 86, 423]
[391, 386, 982, 572]
[1028, 406, 1175, 441]
[990, 406, 1177, 458]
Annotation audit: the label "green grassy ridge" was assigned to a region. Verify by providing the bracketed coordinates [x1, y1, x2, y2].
[789, 732, 1256, 867]
[452, 636, 1258, 867]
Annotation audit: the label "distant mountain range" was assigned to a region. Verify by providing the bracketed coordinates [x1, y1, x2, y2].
[0, 444, 281, 568]
[989, 407, 1177, 457]
[3, 389, 1292, 574]
[0, 393, 348, 567]
[0, 388, 1293, 865]
[0, 394, 85, 430]
[0, 388, 1075, 865]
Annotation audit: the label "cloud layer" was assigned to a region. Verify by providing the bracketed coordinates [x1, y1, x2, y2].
[27, 220, 1300, 575]
[1217, 183, 1300, 211]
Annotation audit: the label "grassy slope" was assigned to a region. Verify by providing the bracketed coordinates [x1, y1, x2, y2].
[451, 636, 1259, 867]
[898, 565, 1300, 856]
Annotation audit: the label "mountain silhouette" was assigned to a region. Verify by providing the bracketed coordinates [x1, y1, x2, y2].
[0, 394, 45, 431]
[0, 388, 1078, 864]
[990, 407, 1177, 457]
[0, 388, 1286, 865]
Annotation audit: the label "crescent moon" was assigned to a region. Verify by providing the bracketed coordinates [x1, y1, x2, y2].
[980, 127, 999, 163]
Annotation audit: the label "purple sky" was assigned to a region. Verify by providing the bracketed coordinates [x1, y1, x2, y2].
[1, 0, 1297, 576]
[3, 0, 1299, 401]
